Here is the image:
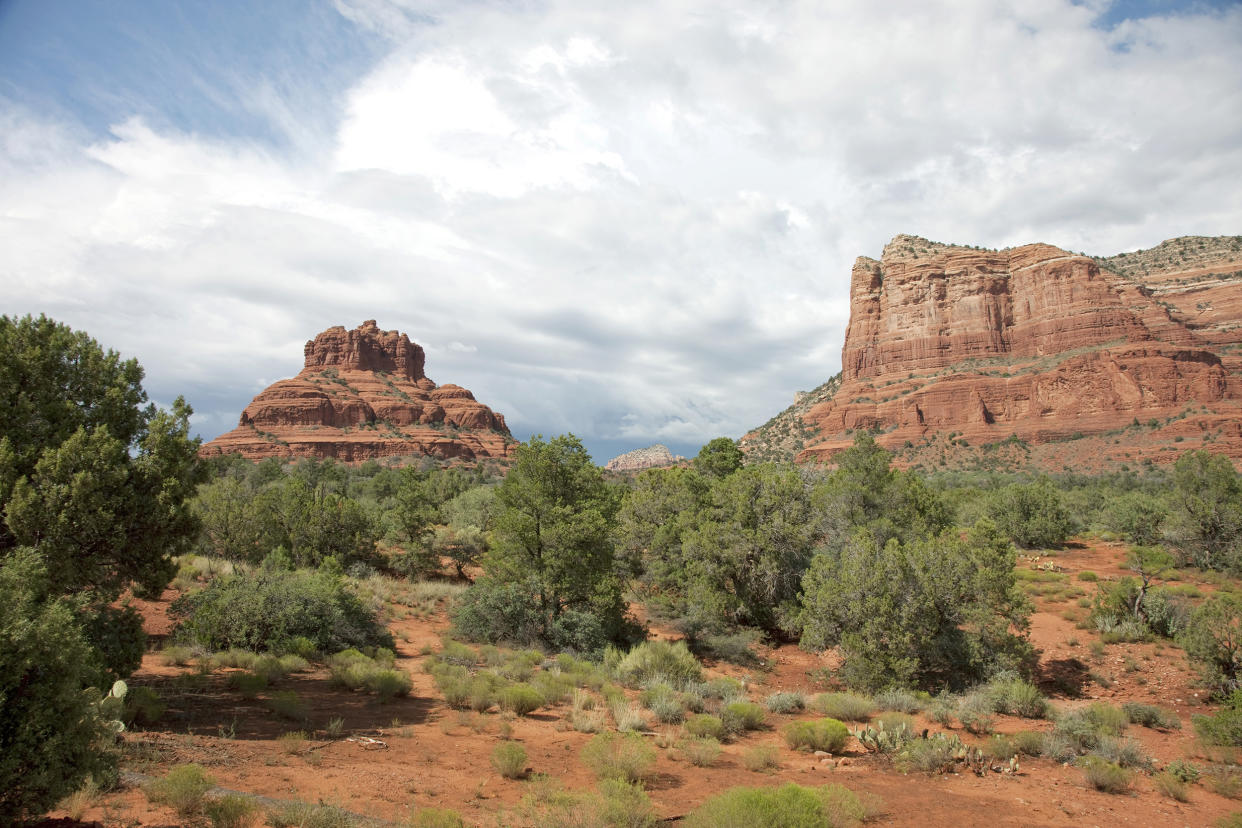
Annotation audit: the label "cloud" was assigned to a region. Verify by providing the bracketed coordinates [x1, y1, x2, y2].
[2, 0, 1241, 461]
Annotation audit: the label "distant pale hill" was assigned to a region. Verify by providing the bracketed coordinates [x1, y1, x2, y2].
[604, 444, 686, 472]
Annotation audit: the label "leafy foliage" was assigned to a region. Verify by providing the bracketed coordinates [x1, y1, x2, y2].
[171, 568, 394, 654]
[684, 782, 869, 828]
[986, 477, 1075, 548]
[1166, 450, 1242, 571]
[800, 520, 1032, 691]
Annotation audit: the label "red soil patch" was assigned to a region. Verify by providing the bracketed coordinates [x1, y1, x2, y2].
[45, 541, 1242, 826]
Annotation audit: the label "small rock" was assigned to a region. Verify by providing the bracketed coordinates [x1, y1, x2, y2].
[813, 750, 830, 757]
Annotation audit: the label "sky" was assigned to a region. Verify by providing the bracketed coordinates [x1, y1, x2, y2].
[2, 0, 1241, 464]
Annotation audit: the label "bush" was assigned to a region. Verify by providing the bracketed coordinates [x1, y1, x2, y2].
[1154, 771, 1190, 802]
[1123, 702, 1180, 730]
[145, 764, 215, 817]
[955, 692, 995, 734]
[615, 640, 703, 687]
[267, 801, 358, 828]
[125, 686, 166, 727]
[987, 478, 1075, 549]
[766, 691, 806, 714]
[722, 701, 766, 733]
[1193, 692, 1242, 746]
[0, 552, 116, 824]
[1012, 731, 1045, 756]
[499, 684, 545, 716]
[874, 689, 923, 714]
[812, 692, 875, 722]
[492, 742, 528, 779]
[686, 714, 726, 740]
[205, 793, 259, 828]
[895, 734, 963, 774]
[684, 782, 869, 828]
[983, 675, 1048, 718]
[783, 718, 849, 753]
[742, 744, 780, 772]
[679, 736, 723, 767]
[1079, 756, 1131, 793]
[1182, 593, 1242, 694]
[1091, 735, 1150, 768]
[580, 732, 657, 783]
[171, 569, 393, 654]
[1166, 759, 1201, 783]
[328, 649, 412, 700]
[410, 808, 466, 828]
[229, 671, 267, 698]
[267, 690, 309, 722]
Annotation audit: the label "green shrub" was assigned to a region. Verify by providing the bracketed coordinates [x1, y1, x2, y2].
[0, 552, 117, 825]
[1011, 730, 1045, 756]
[987, 478, 1075, 549]
[895, 734, 964, 774]
[874, 689, 923, 713]
[679, 736, 723, 767]
[498, 684, 545, 716]
[684, 782, 869, 828]
[1166, 759, 1201, 783]
[615, 640, 703, 687]
[1123, 702, 1180, 730]
[1153, 771, 1190, 802]
[984, 735, 1016, 761]
[124, 685, 166, 727]
[983, 676, 1048, 718]
[955, 692, 995, 734]
[580, 732, 657, 783]
[700, 676, 744, 699]
[1078, 571, 1099, 582]
[874, 711, 915, 733]
[267, 690, 309, 722]
[722, 701, 766, 734]
[171, 569, 393, 654]
[267, 801, 358, 828]
[783, 718, 849, 753]
[686, 714, 726, 740]
[228, 670, 267, 698]
[812, 692, 875, 722]
[742, 744, 780, 772]
[766, 692, 806, 714]
[145, 764, 215, 817]
[491, 742, 528, 779]
[1194, 691, 1242, 746]
[204, 793, 259, 828]
[159, 645, 194, 667]
[215, 648, 258, 669]
[410, 808, 466, 828]
[329, 649, 411, 700]
[1209, 768, 1242, 799]
[1079, 756, 1131, 793]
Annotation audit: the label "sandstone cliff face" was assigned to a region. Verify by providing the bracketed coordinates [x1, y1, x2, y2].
[743, 235, 1242, 470]
[604, 444, 686, 472]
[202, 321, 515, 463]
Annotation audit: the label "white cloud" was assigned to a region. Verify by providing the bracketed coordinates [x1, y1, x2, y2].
[2, 0, 1242, 459]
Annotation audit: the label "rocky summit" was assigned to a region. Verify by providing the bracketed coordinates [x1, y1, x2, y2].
[201, 321, 516, 463]
[604, 444, 686, 472]
[743, 234, 1242, 472]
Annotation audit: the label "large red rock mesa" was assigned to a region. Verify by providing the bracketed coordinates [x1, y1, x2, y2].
[743, 234, 1242, 470]
[202, 321, 516, 462]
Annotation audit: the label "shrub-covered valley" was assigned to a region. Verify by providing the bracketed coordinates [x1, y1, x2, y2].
[7, 313, 1242, 828]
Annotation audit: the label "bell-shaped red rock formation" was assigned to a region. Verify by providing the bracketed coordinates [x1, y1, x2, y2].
[202, 321, 515, 463]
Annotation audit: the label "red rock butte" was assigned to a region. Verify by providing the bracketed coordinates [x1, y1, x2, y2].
[201, 321, 515, 463]
[743, 234, 1242, 471]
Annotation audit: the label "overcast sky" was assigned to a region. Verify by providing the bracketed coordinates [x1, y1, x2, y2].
[2, 0, 1241, 463]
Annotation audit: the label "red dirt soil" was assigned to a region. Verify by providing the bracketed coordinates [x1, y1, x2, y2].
[43, 540, 1242, 827]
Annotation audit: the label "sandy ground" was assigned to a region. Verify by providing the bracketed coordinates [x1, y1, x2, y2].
[39, 539, 1242, 827]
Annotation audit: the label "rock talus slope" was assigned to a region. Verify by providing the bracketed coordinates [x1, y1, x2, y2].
[743, 235, 1242, 470]
[202, 321, 515, 462]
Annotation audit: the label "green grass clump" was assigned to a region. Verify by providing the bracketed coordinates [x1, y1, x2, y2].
[874, 689, 923, 714]
[267, 801, 357, 828]
[614, 640, 702, 687]
[982, 676, 1048, 718]
[874, 711, 916, 734]
[491, 741, 528, 779]
[812, 692, 875, 722]
[580, 732, 657, 783]
[783, 718, 849, 753]
[684, 782, 872, 828]
[410, 808, 465, 828]
[1153, 771, 1190, 802]
[686, 714, 726, 741]
[159, 645, 194, 667]
[329, 649, 411, 700]
[144, 764, 215, 818]
[722, 701, 766, 734]
[741, 744, 780, 772]
[1011, 730, 1046, 757]
[1078, 570, 1099, 582]
[228, 671, 267, 698]
[1079, 756, 1131, 793]
[1122, 702, 1180, 730]
[679, 736, 723, 767]
[765, 691, 806, 714]
[895, 734, 963, 774]
[267, 690, 309, 722]
[204, 794, 259, 828]
[498, 683, 545, 716]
